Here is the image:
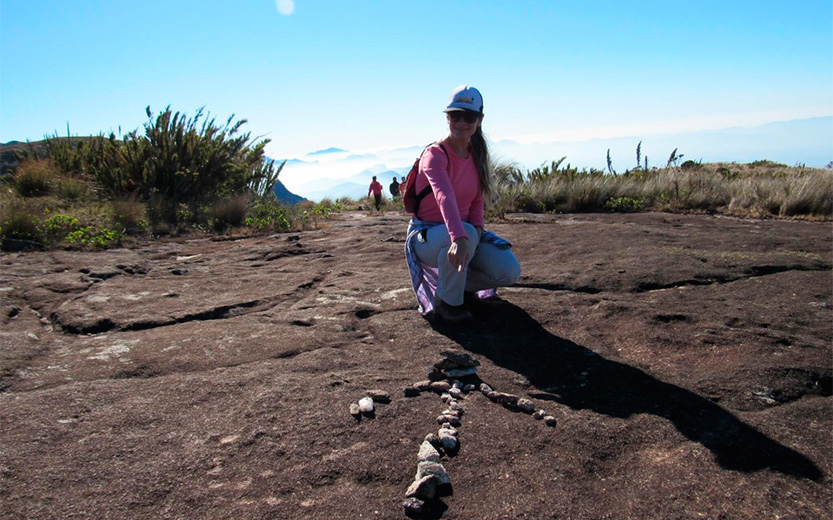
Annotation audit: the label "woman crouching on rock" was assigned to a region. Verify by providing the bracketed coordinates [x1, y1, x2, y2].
[405, 85, 521, 323]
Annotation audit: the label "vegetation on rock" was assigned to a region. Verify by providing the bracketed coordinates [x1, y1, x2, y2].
[2, 113, 831, 251]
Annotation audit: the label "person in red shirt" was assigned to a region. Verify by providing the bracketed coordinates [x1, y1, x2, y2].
[367, 176, 384, 211]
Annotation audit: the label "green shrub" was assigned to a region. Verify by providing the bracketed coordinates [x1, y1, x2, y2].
[65, 226, 122, 249]
[750, 160, 788, 168]
[246, 200, 291, 232]
[681, 160, 702, 171]
[1, 204, 42, 242]
[514, 192, 545, 213]
[605, 196, 645, 213]
[39, 214, 81, 244]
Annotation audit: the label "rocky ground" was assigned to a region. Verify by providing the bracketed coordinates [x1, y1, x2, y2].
[1, 211, 831, 519]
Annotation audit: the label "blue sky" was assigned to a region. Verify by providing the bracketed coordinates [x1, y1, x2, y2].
[2, 0, 831, 169]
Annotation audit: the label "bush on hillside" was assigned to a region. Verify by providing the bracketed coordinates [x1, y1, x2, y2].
[42, 106, 281, 226]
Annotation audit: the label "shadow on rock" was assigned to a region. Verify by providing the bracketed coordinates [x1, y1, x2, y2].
[431, 300, 824, 482]
[405, 498, 449, 520]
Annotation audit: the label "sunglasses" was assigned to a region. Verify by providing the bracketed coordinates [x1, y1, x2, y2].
[448, 111, 480, 124]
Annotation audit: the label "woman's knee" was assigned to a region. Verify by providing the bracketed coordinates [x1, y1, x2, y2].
[504, 255, 521, 284]
[488, 252, 520, 285]
[475, 248, 521, 286]
[461, 222, 480, 244]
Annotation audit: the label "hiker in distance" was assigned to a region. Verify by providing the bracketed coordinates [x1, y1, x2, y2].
[367, 176, 384, 211]
[404, 85, 521, 323]
[389, 176, 400, 198]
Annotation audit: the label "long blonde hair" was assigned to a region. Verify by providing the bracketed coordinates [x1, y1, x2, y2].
[471, 125, 493, 199]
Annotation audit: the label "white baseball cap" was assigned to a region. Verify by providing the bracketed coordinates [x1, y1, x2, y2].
[444, 85, 483, 114]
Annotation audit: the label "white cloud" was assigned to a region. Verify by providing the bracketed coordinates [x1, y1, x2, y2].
[278, 115, 832, 200]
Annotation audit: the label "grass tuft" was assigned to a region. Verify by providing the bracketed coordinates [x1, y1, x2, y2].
[13, 159, 57, 197]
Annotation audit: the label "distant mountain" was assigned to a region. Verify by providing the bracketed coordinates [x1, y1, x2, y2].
[285, 157, 318, 165]
[273, 180, 307, 205]
[308, 147, 346, 155]
[305, 181, 368, 202]
[346, 153, 379, 161]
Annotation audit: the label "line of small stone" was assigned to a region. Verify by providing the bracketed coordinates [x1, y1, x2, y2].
[399, 351, 558, 516]
[401, 378, 469, 516]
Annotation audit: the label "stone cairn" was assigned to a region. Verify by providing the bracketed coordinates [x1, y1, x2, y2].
[400, 350, 556, 516]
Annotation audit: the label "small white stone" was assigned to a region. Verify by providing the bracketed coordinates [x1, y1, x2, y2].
[452, 380, 463, 389]
[532, 410, 547, 420]
[479, 383, 493, 393]
[463, 384, 476, 393]
[449, 387, 463, 399]
[358, 397, 374, 413]
[544, 415, 557, 427]
[349, 403, 361, 416]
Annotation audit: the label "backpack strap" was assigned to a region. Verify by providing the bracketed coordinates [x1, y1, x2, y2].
[413, 141, 449, 219]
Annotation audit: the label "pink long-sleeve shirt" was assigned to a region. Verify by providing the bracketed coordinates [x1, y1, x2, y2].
[416, 143, 484, 243]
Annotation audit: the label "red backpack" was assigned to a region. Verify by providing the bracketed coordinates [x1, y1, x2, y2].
[402, 142, 448, 217]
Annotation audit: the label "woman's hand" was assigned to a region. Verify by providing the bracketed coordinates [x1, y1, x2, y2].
[447, 237, 470, 272]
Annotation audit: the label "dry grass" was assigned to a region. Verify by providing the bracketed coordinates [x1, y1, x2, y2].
[490, 162, 832, 220]
[12, 159, 58, 197]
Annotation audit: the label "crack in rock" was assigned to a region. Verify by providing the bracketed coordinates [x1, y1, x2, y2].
[514, 282, 602, 294]
[55, 281, 327, 335]
[637, 264, 831, 292]
[520, 264, 830, 296]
